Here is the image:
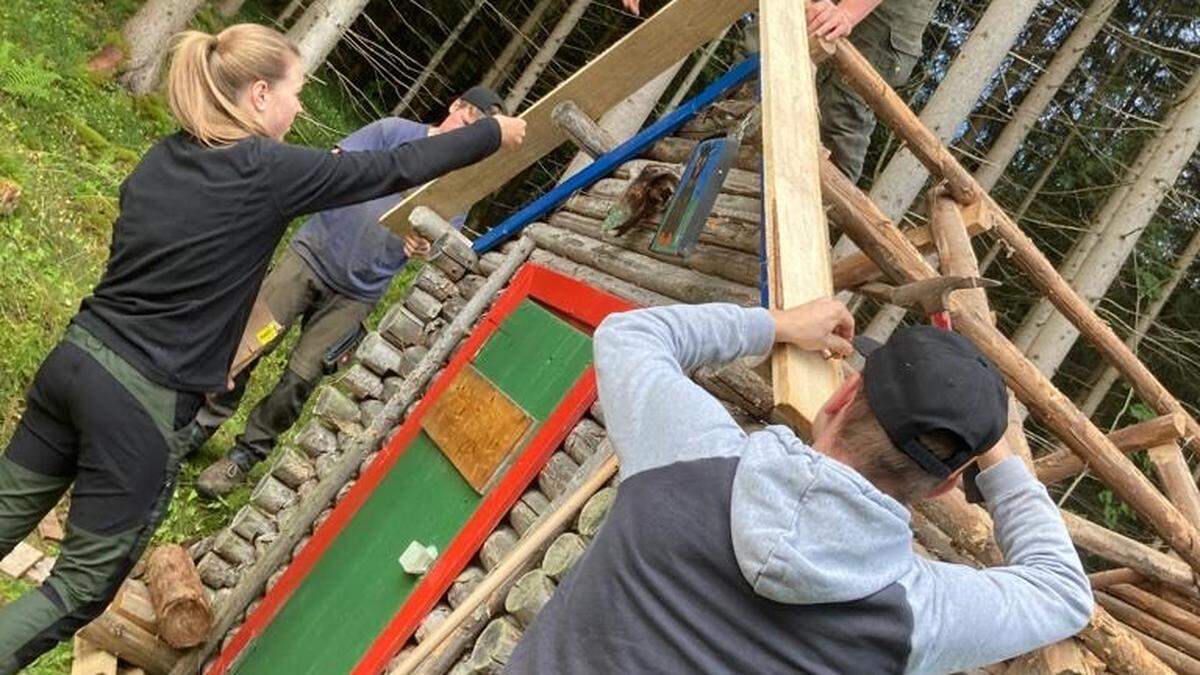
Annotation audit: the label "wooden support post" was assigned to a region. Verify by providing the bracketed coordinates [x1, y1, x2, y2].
[1148, 443, 1200, 529]
[812, 36, 1200, 457]
[381, 0, 755, 233]
[551, 101, 617, 159]
[759, 0, 841, 436]
[817, 153, 1200, 574]
[1035, 413, 1187, 485]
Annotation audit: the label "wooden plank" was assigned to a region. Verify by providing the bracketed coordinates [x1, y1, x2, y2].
[0, 541, 43, 579]
[423, 366, 533, 492]
[73, 636, 118, 675]
[760, 0, 841, 436]
[380, 0, 754, 231]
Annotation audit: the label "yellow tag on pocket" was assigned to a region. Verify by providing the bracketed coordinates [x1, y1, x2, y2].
[256, 320, 282, 346]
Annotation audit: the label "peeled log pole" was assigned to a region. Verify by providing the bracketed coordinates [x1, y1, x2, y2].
[1096, 592, 1200, 660]
[1107, 584, 1200, 640]
[1060, 510, 1196, 593]
[818, 153, 1200, 574]
[1076, 609, 1175, 675]
[1148, 443, 1200, 529]
[815, 36, 1200, 458]
[1035, 413, 1187, 485]
[145, 545, 212, 648]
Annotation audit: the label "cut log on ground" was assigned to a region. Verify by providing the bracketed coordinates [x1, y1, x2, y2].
[78, 610, 181, 675]
[145, 545, 212, 648]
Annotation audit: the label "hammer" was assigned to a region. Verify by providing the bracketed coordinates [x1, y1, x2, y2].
[858, 276, 1000, 330]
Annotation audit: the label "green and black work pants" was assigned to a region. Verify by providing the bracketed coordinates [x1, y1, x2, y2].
[0, 325, 200, 673]
[192, 248, 373, 469]
[817, 15, 922, 183]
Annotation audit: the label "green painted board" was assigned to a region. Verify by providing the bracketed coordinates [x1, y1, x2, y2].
[231, 299, 592, 675]
[232, 433, 478, 675]
[474, 300, 593, 420]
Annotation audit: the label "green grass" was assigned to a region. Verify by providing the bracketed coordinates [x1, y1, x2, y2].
[0, 1, 377, 671]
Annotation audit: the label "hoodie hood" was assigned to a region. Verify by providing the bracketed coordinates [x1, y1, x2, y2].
[730, 425, 915, 605]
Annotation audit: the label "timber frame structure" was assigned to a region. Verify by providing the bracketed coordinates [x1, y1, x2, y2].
[79, 2, 1196, 674]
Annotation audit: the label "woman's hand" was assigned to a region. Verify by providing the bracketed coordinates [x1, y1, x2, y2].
[494, 115, 527, 149]
[806, 1, 855, 40]
[769, 298, 855, 359]
[404, 234, 433, 259]
[623, 0, 640, 14]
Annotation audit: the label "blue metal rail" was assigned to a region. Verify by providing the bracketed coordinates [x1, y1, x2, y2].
[473, 54, 761, 254]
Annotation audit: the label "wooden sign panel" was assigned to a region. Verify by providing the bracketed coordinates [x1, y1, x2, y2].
[422, 366, 533, 492]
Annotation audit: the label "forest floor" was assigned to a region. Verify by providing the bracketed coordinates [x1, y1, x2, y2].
[0, 1, 407, 671]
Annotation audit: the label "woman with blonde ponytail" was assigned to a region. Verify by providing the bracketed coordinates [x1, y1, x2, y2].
[0, 23, 525, 670]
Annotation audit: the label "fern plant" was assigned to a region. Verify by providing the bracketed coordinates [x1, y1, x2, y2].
[0, 40, 61, 104]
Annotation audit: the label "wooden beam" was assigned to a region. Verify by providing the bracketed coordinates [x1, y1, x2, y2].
[1034, 413, 1187, 485]
[380, 0, 754, 231]
[760, 0, 841, 436]
[817, 152, 1200, 574]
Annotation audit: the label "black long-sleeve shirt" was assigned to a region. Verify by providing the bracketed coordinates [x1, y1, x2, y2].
[74, 118, 500, 392]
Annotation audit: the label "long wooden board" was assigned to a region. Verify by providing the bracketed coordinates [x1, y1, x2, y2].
[760, 0, 842, 435]
[380, 0, 755, 231]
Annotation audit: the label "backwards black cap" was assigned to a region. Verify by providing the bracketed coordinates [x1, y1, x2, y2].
[461, 85, 506, 116]
[854, 326, 1008, 479]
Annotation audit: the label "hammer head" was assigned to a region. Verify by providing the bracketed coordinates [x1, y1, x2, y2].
[860, 276, 1001, 315]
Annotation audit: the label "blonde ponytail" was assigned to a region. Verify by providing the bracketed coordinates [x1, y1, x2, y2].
[166, 24, 299, 146]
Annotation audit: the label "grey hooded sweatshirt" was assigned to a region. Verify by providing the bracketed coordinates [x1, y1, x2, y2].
[506, 303, 1093, 674]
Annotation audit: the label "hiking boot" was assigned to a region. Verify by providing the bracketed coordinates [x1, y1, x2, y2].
[196, 457, 249, 499]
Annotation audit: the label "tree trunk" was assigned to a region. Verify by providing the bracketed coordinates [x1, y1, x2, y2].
[558, 60, 684, 180]
[504, 0, 593, 113]
[216, 0, 247, 18]
[482, 0, 557, 89]
[119, 0, 208, 95]
[1014, 67, 1200, 378]
[663, 28, 730, 112]
[393, 0, 489, 116]
[973, 0, 1120, 190]
[1079, 225, 1200, 416]
[287, 0, 371, 76]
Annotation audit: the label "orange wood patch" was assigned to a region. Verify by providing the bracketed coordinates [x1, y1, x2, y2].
[422, 366, 532, 492]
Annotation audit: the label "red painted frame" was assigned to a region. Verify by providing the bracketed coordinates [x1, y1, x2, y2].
[208, 264, 633, 675]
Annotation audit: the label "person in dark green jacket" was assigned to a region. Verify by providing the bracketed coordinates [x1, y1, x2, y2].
[0, 23, 525, 671]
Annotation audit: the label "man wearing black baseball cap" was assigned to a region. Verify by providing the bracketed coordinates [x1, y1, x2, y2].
[191, 85, 524, 496]
[508, 299, 1092, 674]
